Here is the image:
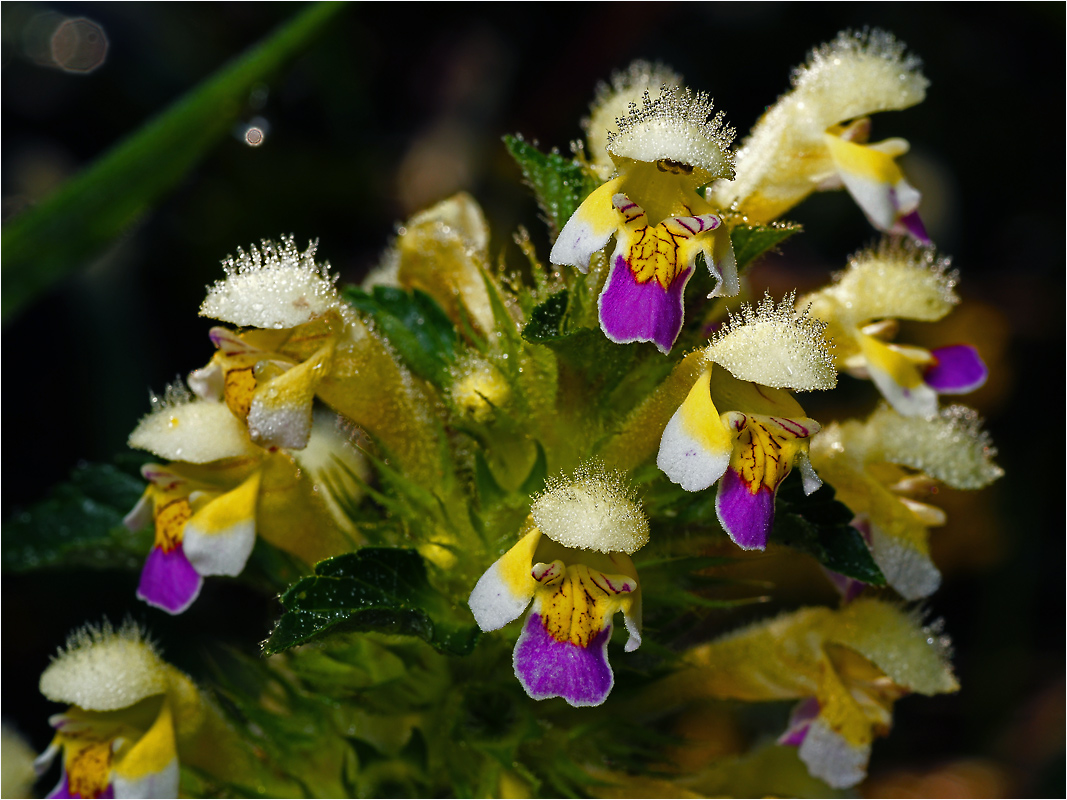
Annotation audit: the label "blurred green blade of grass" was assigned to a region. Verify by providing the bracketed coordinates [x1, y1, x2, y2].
[1, 1, 346, 324]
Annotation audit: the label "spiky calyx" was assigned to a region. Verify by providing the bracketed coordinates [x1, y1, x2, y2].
[706, 293, 837, 391]
[607, 86, 735, 181]
[201, 235, 342, 330]
[39, 620, 171, 711]
[531, 460, 649, 555]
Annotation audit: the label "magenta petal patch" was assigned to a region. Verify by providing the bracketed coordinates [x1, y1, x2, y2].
[923, 344, 987, 394]
[598, 255, 692, 354]
[778, 697, 821, 747]
[137, 544, 203, 615]
[48, 772, 115, 799]
[513, 613, 613, 707]
[898, 210, 931, 245]
[715, 468, 775, 550]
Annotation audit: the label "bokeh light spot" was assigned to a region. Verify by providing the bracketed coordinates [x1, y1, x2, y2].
[50, 18, 108, 74]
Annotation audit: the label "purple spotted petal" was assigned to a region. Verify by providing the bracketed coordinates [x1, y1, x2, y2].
[48, 772, 115, 799]
[715, 467, 775, 550]
[923, 344, 987, 394]
[137, 544, 203, 615]
[778, 697, 821, 747]
[598, 255, 692, 354]
[513, 612, 613, 707]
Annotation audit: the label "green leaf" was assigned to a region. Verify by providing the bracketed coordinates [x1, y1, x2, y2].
[2, 462, 152, 573]
[522, 289, 638, 394]
[2, 2, 345, 323]
[503, 135, 599, 237]
[521, 290, 570, 342]
[730, 222, 802, 272]
[342, 285, 458, 384]
[265, 548, 480, 656]
[772, 472, 886, 585]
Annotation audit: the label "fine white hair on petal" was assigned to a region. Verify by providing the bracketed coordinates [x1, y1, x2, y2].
[866, 404, 1003, 489]
[819, 238, 959, 323]
[583, 60, 684, 174]
[705, 293, 837, 391]
[39, 620, 169, 711]
[792, 28, 929, 125]
[531, 460, 649, 555]
[868, 526, 942, 600]
[715, 29, 927, 213]
[607, 85, 735, 179]
[128, 384, 257, 463]
[200, 235, 341, 329]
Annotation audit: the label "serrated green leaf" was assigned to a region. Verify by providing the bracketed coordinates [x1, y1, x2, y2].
[521, 290, 570, 342]
[503, 135, 599, 237]
[522, 289, 638, 394]
[772, 472, 886, 585]
[265, 548, 480, 656]
[2, 3, 345, 322]
[342, 285, 458, 384]
[730, 222, 801, 272]
[2, 461, 152, 572]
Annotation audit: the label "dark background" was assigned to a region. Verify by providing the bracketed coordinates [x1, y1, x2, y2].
[3, 3, 1063, 796]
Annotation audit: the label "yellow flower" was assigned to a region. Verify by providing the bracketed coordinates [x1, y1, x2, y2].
[126, 387, 357, 613]
[656, 599, 958, 788]
[552, 85, 736, 353]
[801, 239, 987, 416]
[34, 622, 204, 798]
[468, 463, 647, 707]
[810, 404, 1002, 599]
[658, 295, 835, 549]
[193, 236, 445, 490]
[712, 29, 930, 241]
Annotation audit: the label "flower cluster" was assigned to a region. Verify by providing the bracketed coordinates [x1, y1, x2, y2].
[24, 25, 1005, 799]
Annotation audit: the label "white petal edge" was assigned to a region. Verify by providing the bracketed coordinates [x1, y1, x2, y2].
[182, 517, 256, 578]
[113, 758, 180, 799]
[657, 407, 732, 492]
[468, 558, 535, 632]
[868, 526, 942, 600]
[797, 718, 870, 789]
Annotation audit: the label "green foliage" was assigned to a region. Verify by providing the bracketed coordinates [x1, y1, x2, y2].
[522, 289, 639, 395]
[730, 221, 802, 271]
[2, 462, 151, 572]
[1, 2, 345, 322]
[343, 285, 459, 385]
[265, 548, 481, 656]
[773, 471, 887, 585]
[503, 135, 600, 237]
